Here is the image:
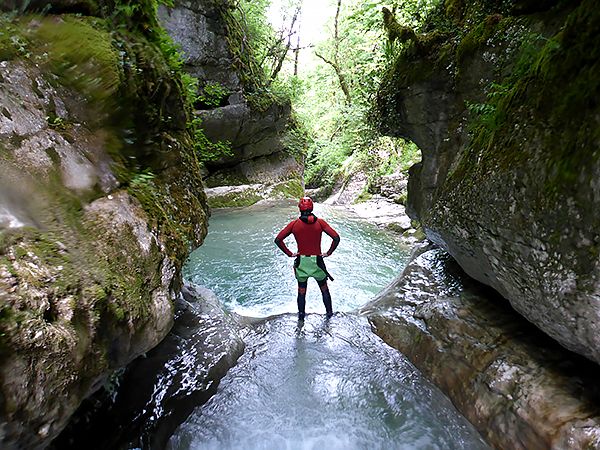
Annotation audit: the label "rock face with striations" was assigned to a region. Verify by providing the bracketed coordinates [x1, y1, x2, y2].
[158, 0, 303, 207]
[376, 0, 600, 364]
[363, 246, 600, 449]
[0, 10, 208, 448]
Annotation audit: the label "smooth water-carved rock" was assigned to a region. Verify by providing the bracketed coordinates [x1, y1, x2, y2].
[198, 101, 293, 165]
[376, 0, 600, 364]
[205, 179, 303, 208]
[363, 247, 600, 449]
[51, 284, 244, 449]
[205, 151, 301, 188]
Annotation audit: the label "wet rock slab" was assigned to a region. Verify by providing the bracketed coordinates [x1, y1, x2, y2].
[348, 195, 412, 230]
[168, 312, 489, 449]
[51, 284, 244, 449]
[362, 247, 600, 449]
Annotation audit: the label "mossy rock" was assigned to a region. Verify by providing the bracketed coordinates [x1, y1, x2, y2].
[353, 190, 373, 204]
[0, 18, 27, 61]
[26, 15, 121, 103]
[207, 188, 264, 209]
[455, 14, 513, 63]
[204, 169, 251, 188]
[0, 4, 209, 446]
[394, 192, 408, 205]
[269, 179, 304, 200]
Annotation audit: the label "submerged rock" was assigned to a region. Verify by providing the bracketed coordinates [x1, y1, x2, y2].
[51, 284, 244, 449]
[363, 247, 600, 449]
[376, 0, 600, 364]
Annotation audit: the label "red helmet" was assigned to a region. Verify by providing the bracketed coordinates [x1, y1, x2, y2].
[298, 196, 313, 212]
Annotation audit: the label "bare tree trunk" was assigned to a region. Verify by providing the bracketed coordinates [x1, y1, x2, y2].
[314, 52, 352, 104]
[315, 0, 351, 104]
[268, 6, 301, 85]
[294, 34, 300, 76]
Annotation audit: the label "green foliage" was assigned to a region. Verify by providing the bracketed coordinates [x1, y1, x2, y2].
[109, 0, 170, 36]
[219, 1, 269, 93]
[46, 112, 67, 131]
[218, 0, 299, 111]
[181, 72, 200, 105]
[0, 17, 29, 61]
[129, 168, 156, 188]
[298, 0, 431, 192]
[282, 112, 311, 163]
[191, 117, 233, 163]
[360, 138, 421, 192]
[197, 82, 229, 108]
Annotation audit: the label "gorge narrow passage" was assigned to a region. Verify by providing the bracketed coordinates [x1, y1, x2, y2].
[174, 202, 489, 449]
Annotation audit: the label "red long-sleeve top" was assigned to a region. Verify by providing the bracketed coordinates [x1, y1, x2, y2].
[275, 215, 340, 256]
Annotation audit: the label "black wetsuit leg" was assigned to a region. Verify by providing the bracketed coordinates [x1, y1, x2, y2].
[317, 278, 333, 317]
[297, 281, 307, 319]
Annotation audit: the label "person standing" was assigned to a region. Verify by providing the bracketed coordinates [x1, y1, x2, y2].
[274, 197, 340, 320]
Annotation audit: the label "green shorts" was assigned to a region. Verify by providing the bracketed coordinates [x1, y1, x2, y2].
[294, 256, 327, 282]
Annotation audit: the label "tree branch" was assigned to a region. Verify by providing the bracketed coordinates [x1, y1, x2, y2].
[314, 52, 352, 104]
[314, 0, 352, 104]
[268, 5, 301, 84]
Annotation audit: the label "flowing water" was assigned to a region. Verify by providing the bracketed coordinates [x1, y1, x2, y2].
[175, 202, 489, 449]
[184, 201, 410, 316]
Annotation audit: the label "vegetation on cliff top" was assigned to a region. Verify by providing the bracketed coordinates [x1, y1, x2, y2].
[296, 0, 437, 197]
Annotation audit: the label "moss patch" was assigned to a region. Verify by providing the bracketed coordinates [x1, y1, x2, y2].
[208, 189, 263, 209]
[204, 171, 251, 188]
[455, 14, 512, 63]
[354, 188, 373, 204]
[270, 179, 304, 200]
[446, 0, 600, 199]
[26, 15, 122, 103]
[0, 17, 28, 61]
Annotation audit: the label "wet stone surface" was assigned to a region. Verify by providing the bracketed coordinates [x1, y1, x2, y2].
[51, 284, 244, 449]
[168, 313, 489, 450]
[363, 246, 600, 449]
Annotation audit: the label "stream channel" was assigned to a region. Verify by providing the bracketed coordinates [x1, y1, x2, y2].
[169, 201, 489, 449]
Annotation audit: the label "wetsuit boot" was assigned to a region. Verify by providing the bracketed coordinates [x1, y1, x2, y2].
[318, 279, 333, 318]
[297, 282, 307, 320]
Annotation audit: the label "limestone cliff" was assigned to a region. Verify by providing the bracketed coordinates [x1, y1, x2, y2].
[0, 6, 208, 448]
[158, 0, 304, 207]
[376, 0, 600, 364]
